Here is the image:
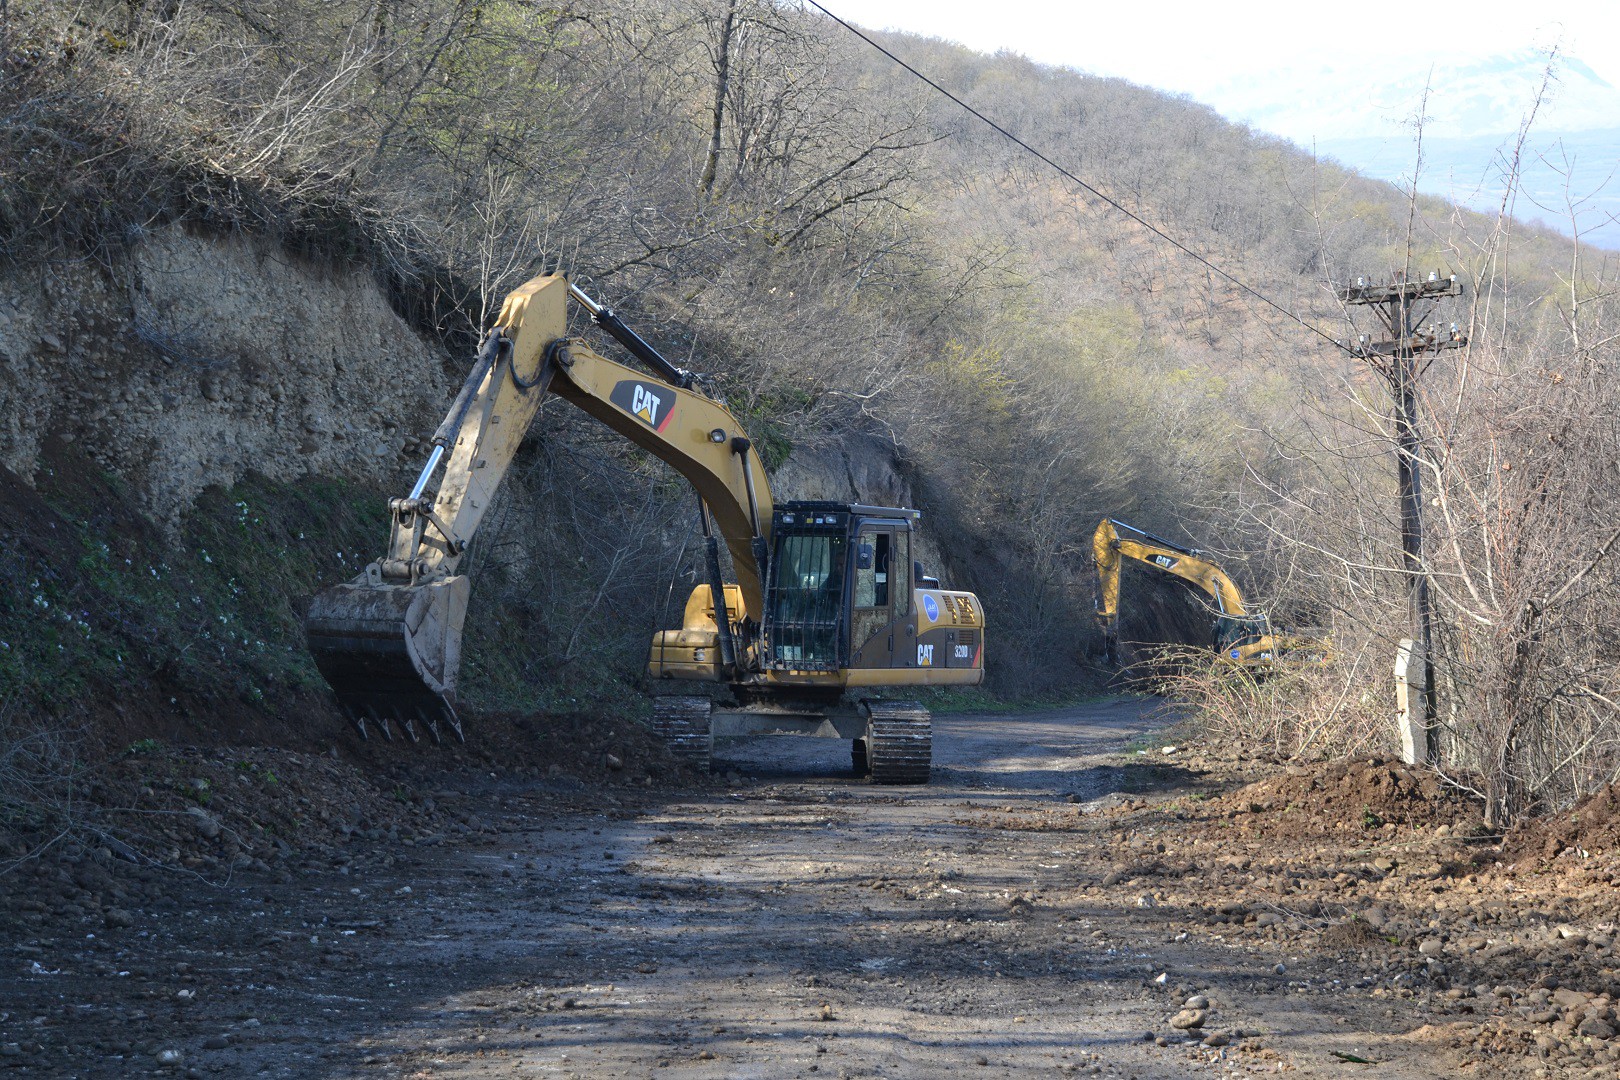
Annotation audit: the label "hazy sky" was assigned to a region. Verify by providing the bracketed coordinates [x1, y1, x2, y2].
[833, 0, 1620, 141]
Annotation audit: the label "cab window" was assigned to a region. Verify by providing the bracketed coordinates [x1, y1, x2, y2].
[855, 531, 890, 608]
[891, 527, 911, 618]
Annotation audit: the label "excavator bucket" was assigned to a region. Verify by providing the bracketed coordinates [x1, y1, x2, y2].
[305, 576, 470, 744]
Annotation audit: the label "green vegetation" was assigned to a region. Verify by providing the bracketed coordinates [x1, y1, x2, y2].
[0, 449, 654, 724]
[0, 458, 384, 720]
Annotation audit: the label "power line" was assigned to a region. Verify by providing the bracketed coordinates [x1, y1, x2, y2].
[803, 0, 1353, 356]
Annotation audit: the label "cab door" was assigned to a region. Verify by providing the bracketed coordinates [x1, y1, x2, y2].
[850, 525, 896, 668]
[850, 524, 914, 670]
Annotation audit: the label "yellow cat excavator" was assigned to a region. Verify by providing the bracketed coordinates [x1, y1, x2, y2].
[305, 273, 984, 782]
[1092, 518, 1296, 668]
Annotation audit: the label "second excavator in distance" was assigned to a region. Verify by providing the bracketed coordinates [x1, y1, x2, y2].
[305, 273, 985, 782]
[1092, 517, 1317, 669]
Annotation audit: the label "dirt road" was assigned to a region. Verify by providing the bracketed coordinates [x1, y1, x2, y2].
[4, 700, 1478, 1077]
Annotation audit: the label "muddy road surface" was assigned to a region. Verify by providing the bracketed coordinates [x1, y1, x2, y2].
[6, 700, 1470, 1077]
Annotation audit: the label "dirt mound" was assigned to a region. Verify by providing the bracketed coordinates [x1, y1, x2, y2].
[1319, 918, 1387, 948]
[0, 706, 710, 953]
[1221, 756, 1481, 840]
[1506, 783, 1620, 861]
[60, 745, 448, 875]
[0, 706, 705, 888]
[345, 707, 706, 791]
[0, 744, 451, 939]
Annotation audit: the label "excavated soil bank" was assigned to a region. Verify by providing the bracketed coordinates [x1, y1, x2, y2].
[0, 709, 701, 879]
[1509, 782, 1620, 861]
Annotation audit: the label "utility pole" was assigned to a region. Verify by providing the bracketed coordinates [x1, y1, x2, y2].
[1338, 271, 1467, 764]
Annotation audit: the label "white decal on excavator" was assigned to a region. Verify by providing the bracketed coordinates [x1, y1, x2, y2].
[610, 379, 675, 432]
[1151, 554, 1177, 569]
[954, 644, 971, 659]
[917, 643, 934, 666]
[632, 385, 663, 426]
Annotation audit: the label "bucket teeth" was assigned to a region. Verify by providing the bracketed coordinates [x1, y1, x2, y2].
[345, 702, 447, 747]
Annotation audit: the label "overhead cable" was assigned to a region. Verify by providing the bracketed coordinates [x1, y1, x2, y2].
[804, 0, 1353, 356]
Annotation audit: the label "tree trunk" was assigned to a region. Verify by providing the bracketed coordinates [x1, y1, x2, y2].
[698, 0, 737, 201]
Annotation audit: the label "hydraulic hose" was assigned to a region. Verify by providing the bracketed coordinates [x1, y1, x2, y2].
[698, 496, 738, 671]
[432, 331, 506, 450]
[568, 284, 693, 388]
[706, 536, 738, 671]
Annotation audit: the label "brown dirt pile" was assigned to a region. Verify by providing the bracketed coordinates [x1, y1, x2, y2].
[1217, 755, 1482, 840]
[0, 708, 704, 876]
[0, 744, 452, 895]
[343, 708, 693, 792]
[1506, 782, 1620, 861]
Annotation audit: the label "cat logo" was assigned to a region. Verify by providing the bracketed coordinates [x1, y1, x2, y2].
[917, 643, 934, 667]
[1151, 554, 1178, 570]
[632, 385, 662, 424]
[608, 380, 675, 433]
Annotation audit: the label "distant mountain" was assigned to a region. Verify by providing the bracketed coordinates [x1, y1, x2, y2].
[1208, 49, 1620, 141]
[1314, 127, 1620, 251]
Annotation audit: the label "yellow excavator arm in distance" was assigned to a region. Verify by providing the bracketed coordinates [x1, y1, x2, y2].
[1092, 517, 1261, 666]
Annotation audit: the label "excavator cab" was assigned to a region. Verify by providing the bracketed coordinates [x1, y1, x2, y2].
[653, 499, 980, 683]
[763, 506, 850, 670]
[763, 502, 930, 674]
[1213, 613, 1274, 663]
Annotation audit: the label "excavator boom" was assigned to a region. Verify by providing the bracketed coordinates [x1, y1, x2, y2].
[306, 274, 771, 741]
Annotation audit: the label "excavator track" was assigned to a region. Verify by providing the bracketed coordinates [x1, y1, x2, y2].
[651, 695, 712, 773]
[862, 701, 931, 785]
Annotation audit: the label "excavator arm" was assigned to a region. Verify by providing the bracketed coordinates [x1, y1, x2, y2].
[1092, 518, 1254, 665]
[305, 273, 772, 741]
